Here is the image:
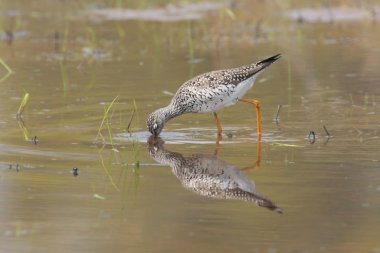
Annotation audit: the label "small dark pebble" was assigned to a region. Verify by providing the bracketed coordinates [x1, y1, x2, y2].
[226, 133, 233, 139]
[72, 167, 79, 176]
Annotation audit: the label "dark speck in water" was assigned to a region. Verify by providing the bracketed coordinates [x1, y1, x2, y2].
[72, 167, 79, 177]
[308, 131, 316, 144]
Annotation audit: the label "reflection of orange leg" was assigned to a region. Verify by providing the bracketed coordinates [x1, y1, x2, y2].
[215, 135, 222, 146]
[241, 140, 261, 171]
[213, 143, 220, 156]
[213, 112, 223, 145]
[239, 99, 261, 137]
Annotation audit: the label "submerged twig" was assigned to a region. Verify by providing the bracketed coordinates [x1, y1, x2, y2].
[126, 109, 136, 135]
[323, 125, 331, 137]
[274, 104, 282, 122]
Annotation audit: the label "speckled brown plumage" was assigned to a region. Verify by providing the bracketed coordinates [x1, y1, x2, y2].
[147, 54, 281, 136]
[148, 137, 282, 213]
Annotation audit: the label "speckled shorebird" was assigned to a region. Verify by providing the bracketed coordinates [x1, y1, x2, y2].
[148, 137, 282, 213]
[147, 54, 281, 138]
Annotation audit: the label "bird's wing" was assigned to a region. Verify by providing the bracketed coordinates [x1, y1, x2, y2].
[185, 54, 281, 87]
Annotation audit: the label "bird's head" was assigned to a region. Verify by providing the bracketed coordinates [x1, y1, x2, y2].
[146, 109, 166, 137]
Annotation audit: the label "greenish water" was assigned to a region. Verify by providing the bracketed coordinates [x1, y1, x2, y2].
[0, 1, 380, 253]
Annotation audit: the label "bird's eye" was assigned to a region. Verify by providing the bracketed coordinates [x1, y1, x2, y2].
[153, 123, 158, 130]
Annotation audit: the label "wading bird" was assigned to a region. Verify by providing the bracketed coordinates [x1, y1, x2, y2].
[147, 54, 281, 139]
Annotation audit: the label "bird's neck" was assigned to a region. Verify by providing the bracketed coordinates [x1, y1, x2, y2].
[160, 104, 182, 123]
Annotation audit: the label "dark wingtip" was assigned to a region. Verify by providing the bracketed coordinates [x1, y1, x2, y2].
[263, 201, 283, 213]
[259, 53, 281, 65]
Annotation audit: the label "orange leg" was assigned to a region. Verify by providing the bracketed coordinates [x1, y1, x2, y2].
[239, 99, 262, 136]
[213, 112, 223, 145]
[213, 112, 223, 136]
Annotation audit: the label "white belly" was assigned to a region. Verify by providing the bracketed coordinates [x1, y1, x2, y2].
[197, 76, 257, 113]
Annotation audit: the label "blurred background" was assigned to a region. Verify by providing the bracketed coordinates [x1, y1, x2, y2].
[0, 1, 379, 253]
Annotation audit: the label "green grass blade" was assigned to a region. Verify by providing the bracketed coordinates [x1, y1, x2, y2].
[0, 57, 13, 73]
[17, 92, 30, 116]
[0, 57, 14, 83]
[271, 143, 304, 148]
[97, 95, 119, 139]
[17, 120, 30, 141]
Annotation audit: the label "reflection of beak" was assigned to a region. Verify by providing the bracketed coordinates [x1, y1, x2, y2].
[147, 135, 164, 147]
[154, 128, 161, 137]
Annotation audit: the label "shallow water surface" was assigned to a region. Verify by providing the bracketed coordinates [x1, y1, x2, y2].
[0, 1, 380, 253]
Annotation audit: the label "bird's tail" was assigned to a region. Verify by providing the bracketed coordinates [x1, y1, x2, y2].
[250, 53, 281, 76]
[258, 53, 281, 65]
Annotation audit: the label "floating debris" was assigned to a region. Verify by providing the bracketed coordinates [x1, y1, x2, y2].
[93, 193, 106, 200]
[308, 131, 316, 144]
[72, 167, 79, 177]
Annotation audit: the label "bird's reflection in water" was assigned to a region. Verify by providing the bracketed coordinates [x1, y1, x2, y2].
[148, 137, 282, 213]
